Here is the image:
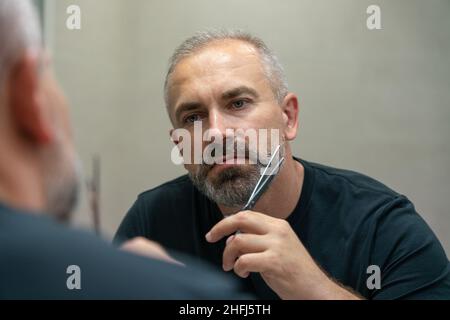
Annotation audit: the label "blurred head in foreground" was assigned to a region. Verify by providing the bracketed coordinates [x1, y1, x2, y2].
[0, 0, 80, 221]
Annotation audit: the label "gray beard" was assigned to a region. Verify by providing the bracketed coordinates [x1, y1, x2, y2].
[188, 163, 263, 208]
[44, 151, 82, 223]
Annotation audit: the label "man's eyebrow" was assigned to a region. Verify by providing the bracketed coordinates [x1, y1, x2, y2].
[221, 86, 259, 100]
[173, 86, 258, 121]
[174, 101, 202, 121]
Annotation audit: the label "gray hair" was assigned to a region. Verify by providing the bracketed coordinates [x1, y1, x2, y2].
[164, 30, 289, 109]
[0, 0, 42, 87]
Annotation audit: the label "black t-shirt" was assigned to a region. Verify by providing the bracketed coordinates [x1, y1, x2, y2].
[114, 158, 450, 299]
[0, 202, 251, 299]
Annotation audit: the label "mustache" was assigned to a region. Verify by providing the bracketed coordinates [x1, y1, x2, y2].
[201, 137, 262, 167]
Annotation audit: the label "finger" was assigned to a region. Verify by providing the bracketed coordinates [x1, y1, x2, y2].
[223, 234, 268, 271]
[233, 252, 270, 278]
[206, 211, 272, 243]
[226, 234, 235, 245]
[120, 238, 184, 266]
[121, 237, 162, 253]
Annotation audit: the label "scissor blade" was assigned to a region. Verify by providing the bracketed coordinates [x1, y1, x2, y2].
[247, 144, 282, 202]
[242, 156, 285, 211]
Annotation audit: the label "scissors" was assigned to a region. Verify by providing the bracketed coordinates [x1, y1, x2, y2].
[232, 144, 285, 235]
[241, 143, 285, 212]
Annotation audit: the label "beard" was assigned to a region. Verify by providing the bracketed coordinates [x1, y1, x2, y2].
[42, 143, 82, 223]
[189, 163, 262, 208]
[188, 139, 284, 208]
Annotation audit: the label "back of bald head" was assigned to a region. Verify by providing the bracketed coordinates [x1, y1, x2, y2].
[0, 0, 41, 90]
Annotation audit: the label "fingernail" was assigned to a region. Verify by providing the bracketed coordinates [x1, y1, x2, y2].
[226, 235, 235, 245]
[205, 232, 212, 242]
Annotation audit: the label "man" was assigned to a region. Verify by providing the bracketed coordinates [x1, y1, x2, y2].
[115, 30, 450, 299]
[0, 0, 250, 299]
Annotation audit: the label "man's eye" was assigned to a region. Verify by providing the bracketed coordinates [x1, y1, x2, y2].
[231, 100, 248, 109]
[184, 114, 202, 124]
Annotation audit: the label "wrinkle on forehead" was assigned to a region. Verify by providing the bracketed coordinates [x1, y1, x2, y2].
[167, 39, 270, 112]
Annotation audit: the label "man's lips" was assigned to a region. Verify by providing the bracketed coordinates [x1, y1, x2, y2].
[218, 155, 248, 164]
[209, 156, 247, 173]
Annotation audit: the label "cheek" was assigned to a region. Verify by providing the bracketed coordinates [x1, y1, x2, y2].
[47, 79, 73, 138]
[253, 107, 286, 146]
[184, 163, 199, 175]
[253, 104, 285, 130]
[56, 102, 74, 144]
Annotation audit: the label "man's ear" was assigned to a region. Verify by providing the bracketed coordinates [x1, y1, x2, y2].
[169, 128, 181, 147]
[281, 93, 299, 141]
[8, 52, 53, 145]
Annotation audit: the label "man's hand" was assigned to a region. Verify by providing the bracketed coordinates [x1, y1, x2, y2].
[206, 211, 361, 300]
[121, 237, 184, 266]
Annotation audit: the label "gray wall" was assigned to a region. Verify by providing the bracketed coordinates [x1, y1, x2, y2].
[45, 0, 450, 254]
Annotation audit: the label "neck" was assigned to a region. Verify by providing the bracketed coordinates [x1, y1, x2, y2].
[219, 147, 304, 220]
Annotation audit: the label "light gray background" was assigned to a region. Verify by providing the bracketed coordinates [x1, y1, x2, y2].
[43, 0, 449, 255]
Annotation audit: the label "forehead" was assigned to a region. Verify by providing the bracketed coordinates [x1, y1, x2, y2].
[167, 40, 270, 107]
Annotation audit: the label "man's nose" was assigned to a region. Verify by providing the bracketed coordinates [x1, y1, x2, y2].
[206, 109, 230, 136]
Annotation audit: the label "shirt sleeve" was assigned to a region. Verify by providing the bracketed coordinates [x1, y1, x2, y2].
[369, 196, 450, 299]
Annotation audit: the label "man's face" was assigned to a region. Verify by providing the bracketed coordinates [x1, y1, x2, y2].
[167, 40, 287, 207]
[38, 57, 80, 222]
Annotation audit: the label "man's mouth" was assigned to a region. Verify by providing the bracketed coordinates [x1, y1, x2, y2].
[222, 154, 239, 163]
[209, 155, 247, 174]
